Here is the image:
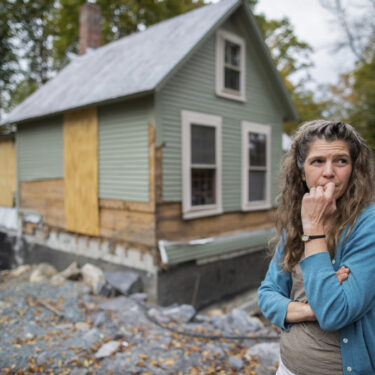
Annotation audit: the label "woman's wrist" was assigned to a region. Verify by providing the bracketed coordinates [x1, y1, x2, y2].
[302, 223, 325, 235]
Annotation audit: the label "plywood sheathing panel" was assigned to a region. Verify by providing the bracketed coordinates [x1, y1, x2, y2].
[64, 107, 99, 236]
[0, 139, 16, 207]
[156, 202, 275, 242]
[20, 179, 65, 228]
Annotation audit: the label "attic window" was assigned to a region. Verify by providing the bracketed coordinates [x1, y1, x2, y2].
[216, 30, 246, 101]
[182, 110, 222, 220]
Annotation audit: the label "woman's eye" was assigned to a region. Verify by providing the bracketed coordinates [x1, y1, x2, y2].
[337, 159, 348, 164]
[312, 159, 322, 164]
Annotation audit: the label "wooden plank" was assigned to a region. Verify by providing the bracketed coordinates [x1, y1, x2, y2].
[99, 199, 154, 213]
[0, 139, 16, 207]
[156, 202, 275, 241]
[20, 179, 65, 228]
[100, 207, 156, 247]
[155, 144, 163, 204]
[64, 107, 99, 236]
[148, 122, 155, 208]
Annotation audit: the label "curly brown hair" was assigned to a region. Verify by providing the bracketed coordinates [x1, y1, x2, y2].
[274, 120, 374, 271]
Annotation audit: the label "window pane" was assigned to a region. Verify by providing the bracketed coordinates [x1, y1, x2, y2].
[191, 169, 216, 206]
[248, 170, 265, 201]
[224, 68, 240, 91]
[191, 125, 215, 165]
[225, 41, 240, 66]
[249, 132, 266, 166]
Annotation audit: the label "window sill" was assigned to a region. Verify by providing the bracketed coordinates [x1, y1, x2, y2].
[183, 206, 223, 220]
[242, 202, 272, 212]
[216, 90, 246, 102]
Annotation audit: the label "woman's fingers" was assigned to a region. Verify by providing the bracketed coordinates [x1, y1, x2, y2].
[301, 182, 337, 232]
[336, 266, 350, 284]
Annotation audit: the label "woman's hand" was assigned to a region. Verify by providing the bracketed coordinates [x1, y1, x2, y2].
[301, 182, 337, 234]
[336, 265, 350, 284]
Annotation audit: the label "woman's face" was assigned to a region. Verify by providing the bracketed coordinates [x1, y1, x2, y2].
[301, 138, 352, 199]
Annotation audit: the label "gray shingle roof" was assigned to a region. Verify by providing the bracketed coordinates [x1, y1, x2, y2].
[3, 0, 240, 125]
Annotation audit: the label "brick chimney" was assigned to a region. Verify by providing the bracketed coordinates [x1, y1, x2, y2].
[79, 3, 101, 55]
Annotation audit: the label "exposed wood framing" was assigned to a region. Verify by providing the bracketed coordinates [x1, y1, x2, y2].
[64, 107, 99, 236]
[20, 179, 65, 228]
[100, 207, 155, 248]
[0, 139, 16, 207]
[156, 202, 275, 242]
[155, 142, 163, 204]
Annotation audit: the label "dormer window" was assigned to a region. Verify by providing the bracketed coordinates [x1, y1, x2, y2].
[216, 30, 246, 101]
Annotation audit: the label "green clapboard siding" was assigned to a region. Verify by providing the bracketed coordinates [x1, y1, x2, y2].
[159, 227, 275, 265]
[98, 98, 152, 202]
[17, 117, 63, 181]
[159, 12, 284, 211]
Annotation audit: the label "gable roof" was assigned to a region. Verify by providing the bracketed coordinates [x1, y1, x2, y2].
[2, 0, 298, 125]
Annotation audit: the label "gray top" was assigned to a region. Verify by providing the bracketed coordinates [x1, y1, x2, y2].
[280, 262, 343, 375]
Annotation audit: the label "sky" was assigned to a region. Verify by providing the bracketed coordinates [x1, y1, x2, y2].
[254, 0, 357, 89]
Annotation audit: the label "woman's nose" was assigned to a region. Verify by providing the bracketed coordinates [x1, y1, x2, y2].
[323, 162, 335, 178]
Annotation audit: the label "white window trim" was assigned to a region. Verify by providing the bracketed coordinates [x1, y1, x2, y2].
[181, 110, 222, 220]
[241, 121, 271, 211]
[216, 29, 246, 102]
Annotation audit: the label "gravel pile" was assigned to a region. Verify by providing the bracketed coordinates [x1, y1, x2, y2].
[0, 264, 280, 375]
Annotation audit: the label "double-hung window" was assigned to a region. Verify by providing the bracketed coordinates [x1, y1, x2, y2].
[182, 110, 222, 219]
[216, 29, 246, 101]
[242, 122, 271, 210]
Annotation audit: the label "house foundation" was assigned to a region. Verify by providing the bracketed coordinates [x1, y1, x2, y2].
[0, 228, 269, 309]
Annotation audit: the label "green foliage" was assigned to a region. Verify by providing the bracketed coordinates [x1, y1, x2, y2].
[12, 0, 57, 84]
[4, 78, 39, 113]
[254, 10, 325, 133]
[0, 1, 20, 118]
[51, 0, 205, 71]
[1, 0, 205, 113]
[349, 55, 375, 150]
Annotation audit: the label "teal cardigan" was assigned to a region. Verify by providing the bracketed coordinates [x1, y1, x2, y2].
[258, 203, 375, 375]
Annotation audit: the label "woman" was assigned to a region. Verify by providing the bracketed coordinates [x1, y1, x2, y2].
[258, 120, 375, 374]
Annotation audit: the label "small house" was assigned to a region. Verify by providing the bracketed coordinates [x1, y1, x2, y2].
[0, 0, 298, 307]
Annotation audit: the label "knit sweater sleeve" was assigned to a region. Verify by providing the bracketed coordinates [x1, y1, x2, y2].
[258, 240, 293, 331]
[300, 203, 375, 331]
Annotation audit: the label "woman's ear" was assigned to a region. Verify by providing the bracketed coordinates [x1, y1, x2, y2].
[301, 170, 306, 181]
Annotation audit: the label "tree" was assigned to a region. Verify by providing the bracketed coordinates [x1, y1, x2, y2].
[320, 0, 375, 63]
[51, 0, 205, 71]
[0, 1, 20, 119]
[253, 5, 326, 133]
[319, 0, 375, 149]
[0, 0, 207, 113]
[349, 56, 375, 149]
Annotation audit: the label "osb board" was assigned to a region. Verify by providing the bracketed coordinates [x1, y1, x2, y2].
[100, 207, 156, 247]
[0, 139, 16, 207]
[156, 202, 275, 241]
[20, 179, 65, 228]
[64, 107, 99, 236]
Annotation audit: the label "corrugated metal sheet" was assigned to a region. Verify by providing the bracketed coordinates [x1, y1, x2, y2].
[17, 117, 63, 181]
[160, 14, 284, 210]
[159, 227, 274, 265]
[98, 99, 151, 201]
[2, 0, 241, 125]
